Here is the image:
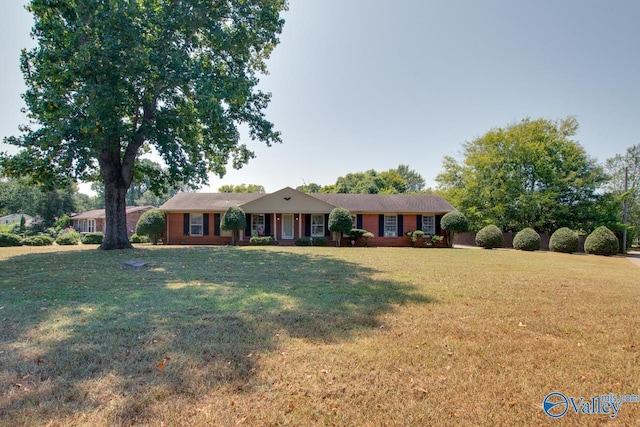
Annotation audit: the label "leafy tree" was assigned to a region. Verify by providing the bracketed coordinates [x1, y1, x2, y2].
[436, 117, 607, 233]
[396, 164, 425, 193]
[2, 0, 288, 250]
[218, 184, 266, 193]
[221, 206, 246, 246]
[296, 182, 323, 193]
[440, 211, 469, 248]
[328, 207, 352, 246]
[135, 209, 165, 245]
[604, 144, 640, 247]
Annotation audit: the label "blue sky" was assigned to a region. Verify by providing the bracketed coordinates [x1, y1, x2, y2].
[1, 1, 639, 193]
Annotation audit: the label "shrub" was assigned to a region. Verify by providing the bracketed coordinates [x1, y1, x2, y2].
[56, 230, 81, 245]
[513, 228, 541, 251]
[21, 235, 54, 246]
[249, 236, 276, 246]
[221, 206, 246, 246]
[328, 208, 353, 235]
[549, 227, 579, 253]
[135, 209, 165, 245]
[584, 226, 619, 256]
[295, 237, 312, 246]
[312, 236, 327, 246]
[130, 233, 148, 244]
[81, 232, 105, 244]
[405, 230, 424, 246]
[441, 211, 469, 248]
[350, 229, 374, 246]
[475, 225, 503, 249]
[54, 215, 70, 232]
[0, 233, 23, 247]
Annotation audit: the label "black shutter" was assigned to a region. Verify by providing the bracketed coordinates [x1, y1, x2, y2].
[245, 214, 251, 236]
[305, 214, 311, 236]
[183, 213, 190, 235]
[378, 215, 384, 237]
[265, 214, 271, 236]
[324, 214, 330, 237]
[436, 215, 442, 234]
[416, 214, 423, 231]
[398, 215, 403, 236]
[214, 214, 221, 236]
[203, 213, 209, 236]
[356, 214, 363, 229]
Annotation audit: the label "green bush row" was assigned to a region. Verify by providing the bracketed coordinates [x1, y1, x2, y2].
[250, 236, 276, 246]
[295, 237, 327, 246]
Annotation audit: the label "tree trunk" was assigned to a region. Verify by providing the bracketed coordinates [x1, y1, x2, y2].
[99, 150, 134, 250]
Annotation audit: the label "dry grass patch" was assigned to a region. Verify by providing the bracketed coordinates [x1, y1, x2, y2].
[0, 245, 638, 426]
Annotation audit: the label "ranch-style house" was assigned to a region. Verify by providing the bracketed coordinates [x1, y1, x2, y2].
[160, 187, 456, 247]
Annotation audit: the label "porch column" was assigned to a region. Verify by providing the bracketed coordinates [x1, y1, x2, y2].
[298, 213, 302, 239]
[273, 213, 277, 241]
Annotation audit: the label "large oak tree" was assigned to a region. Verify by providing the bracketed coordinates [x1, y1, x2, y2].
[1, 0, 287, 249]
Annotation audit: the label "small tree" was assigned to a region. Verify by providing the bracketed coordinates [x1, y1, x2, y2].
[221, 206, 246, 246]
[328, 207, 353, 246]
[440, 211, 469, 248]
[135, 209, 165, 245]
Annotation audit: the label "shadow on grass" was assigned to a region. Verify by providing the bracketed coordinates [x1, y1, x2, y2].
[0, 247, 432, 424]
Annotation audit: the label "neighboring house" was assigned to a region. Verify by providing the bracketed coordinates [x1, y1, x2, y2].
[0, 213, 35, 227]
[159, 187, 456, 246]
[70, 206, 154, 237]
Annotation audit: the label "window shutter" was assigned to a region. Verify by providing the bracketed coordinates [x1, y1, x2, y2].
[214, 214, 221, 236]
[356, 214, 363, 229]
[203, 213, 209, 236]
[183, 213, 190, 235]
[436, 215, 442, 234]
[324, 214, 330, 237]
[245, 214, 251, 236]
[305, 214, 311, 236]
[398, 215, 403, 236]
[378, 215, 384, 237]
[416, 215, 422, 231]
[265, 214, 271, 236]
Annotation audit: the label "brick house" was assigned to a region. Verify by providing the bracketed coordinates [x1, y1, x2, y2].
[70, 206, 154, 237]
[160, 187, 456, 246]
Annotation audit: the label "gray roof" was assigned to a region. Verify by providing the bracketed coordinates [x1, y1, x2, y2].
[70, 206, 154, 220]
[160, 190, 455, 214]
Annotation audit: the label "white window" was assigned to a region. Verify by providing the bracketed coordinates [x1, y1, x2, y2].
[421, 215, 435, 235]
[190, 213, 203, 236]
[384, 215, 397, 237]
[252, 214, 265, 236]
[87, 219, 95, 233]
[311, 214, 325, 237]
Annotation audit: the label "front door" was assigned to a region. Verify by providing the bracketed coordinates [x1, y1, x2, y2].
[282, 214, 294, 239]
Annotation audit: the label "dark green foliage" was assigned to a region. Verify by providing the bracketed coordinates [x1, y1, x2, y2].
[549, 227, 579, 253]
[221, 206, 246, 246]
[513, 228, 541, 251]
[441, 211, 469, 248]
[475, 225, 503, 249]
[56, 230, 81, 246]
[130, 233, 148, 244]
[328, 208, 353, 234]
[349, 229, 374, 239]
[312, 237, 327, 246]
[406, 230, 424, 246]
[249, 236, 276, 246]
[584, 226, 619, 256]
[135, 209, 165, 245]
[81, 232, 105, 245]
[21, 235, 54, 246]
[295, 237, 312, 246]
[0, 233, 23, 247]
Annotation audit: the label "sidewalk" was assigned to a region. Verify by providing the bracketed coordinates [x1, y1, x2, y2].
[626, 251, 640, 267]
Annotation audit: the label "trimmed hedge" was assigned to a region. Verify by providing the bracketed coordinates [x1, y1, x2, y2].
[549, 227, 579, 253]
[312, 237, 327, 246]
[135, 209, 165, 245]
[513, 228, 541, 251]
[584, 226, 619, 256]
[81, 232, 104, 244]
[0, 233, 23, 247]
[21, 235, 55, 246]
[130, 233, 148, 244]
[295, 237, 312, 246]
[475, 225, 503, 249]
[56, 231, 82, 246]
[249, 236, 276, 246]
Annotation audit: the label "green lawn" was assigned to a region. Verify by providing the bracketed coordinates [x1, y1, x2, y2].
[1, 245, 639, 426]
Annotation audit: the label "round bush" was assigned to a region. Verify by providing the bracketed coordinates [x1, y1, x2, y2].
[56, 231, 81, 246]
[81, 232, 104, 244]
[549, 227, 579, 253]
[475, 225, 503, 249]
[135, 209, 165, 245]
[441, 211, 469, 232]
[584, 226, 619, 256]
[0, 233, 23, 247]
[328, 207, 353, 235]
[513, 228, 541, 251]
[21, 235, 55, 246]
[130, 233, 148, 244]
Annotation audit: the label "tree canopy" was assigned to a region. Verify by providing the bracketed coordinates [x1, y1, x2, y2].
[218, 184, 266, 193]
[1, 0, 288, 249]
[436, 117, 607, 233]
